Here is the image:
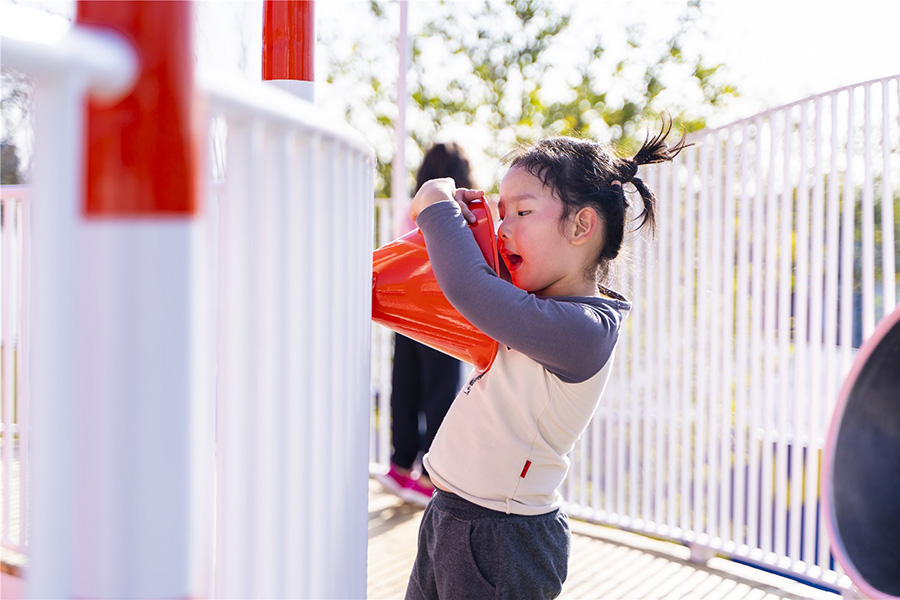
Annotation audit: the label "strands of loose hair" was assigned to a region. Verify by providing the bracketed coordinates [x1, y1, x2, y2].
[621, 115, 691, 235]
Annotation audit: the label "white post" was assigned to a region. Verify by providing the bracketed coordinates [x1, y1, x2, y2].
[392, 1, 410, 237]
[12, 4, 215, 596]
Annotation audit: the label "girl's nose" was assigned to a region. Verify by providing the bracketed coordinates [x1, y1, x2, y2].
[497, 220, 510, 240]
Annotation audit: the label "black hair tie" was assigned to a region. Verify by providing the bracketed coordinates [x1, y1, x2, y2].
[624, 159, 639, 181]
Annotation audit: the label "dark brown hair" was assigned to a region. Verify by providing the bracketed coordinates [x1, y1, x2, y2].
[504, 116, 688, 276]
[415, 142, 473, 194]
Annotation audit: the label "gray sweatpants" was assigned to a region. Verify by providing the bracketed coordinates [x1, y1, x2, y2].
[405, 489, 570, 600]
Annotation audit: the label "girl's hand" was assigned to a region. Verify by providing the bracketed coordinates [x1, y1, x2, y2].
[410, 177, 484, 224]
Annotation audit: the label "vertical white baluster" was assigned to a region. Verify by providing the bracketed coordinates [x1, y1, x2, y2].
[680, 146, 698, 535]
[821, 92, 842, 569]
[637, 165, 651, 524]
[216, 117, 254, 598]
[721, 127, 737, 548]
[616, 364, 626, 519]
[861, 83, 876, 338]
[883, 80, 898, 313]
[624, 232, 640, 518]
[307, 134, 328, 598]
[734, 121, 752, 551]
[18, 195, 33, 552]
[284, 132, 311, 596]
[238, 119, 264, 597]
[653, 164, 666, 528]
[324, 139, 342, 595]
[27, 74, 87, 599]
[840, 91, 856, 376]
[694, 138, 710, 539]
[708, 130, 723, 543]
[747, 116, 765, 555]
[1, 194, 14, 552]
[254, 123, 281, 596]
[775, 107, 793, 560]
[667, 157, 681, 531]
[736, 121, 759, 548]
[332, 146, 350, 597]
[350, 148, 371, 600]
[355, 151, 376, 592]
[377, 199, 393, 468]
[762, 112, 779, 556]
[806, 96, 825, 570]
[790, 103, 810, 564]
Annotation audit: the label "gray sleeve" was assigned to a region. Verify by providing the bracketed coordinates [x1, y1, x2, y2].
[416, 200, 622, 383]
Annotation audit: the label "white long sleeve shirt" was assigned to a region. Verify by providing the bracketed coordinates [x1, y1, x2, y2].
[417, 200, 631, 515]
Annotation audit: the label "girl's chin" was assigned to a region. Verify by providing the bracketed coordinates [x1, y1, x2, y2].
[509, 276, 530, 292]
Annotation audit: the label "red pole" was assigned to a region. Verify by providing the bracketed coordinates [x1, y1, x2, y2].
[263, 0, 314, 83]
[78, 0, 199, 216]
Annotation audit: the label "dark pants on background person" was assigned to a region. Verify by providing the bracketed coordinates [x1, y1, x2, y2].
[390, 334, 460, 476]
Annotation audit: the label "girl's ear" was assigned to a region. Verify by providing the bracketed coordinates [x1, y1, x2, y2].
[570, 207, 599, 245]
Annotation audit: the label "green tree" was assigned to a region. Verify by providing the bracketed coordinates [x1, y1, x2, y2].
[323, 0, 737, 197]
[0, 142, 20, 185]
[1, 69, 31, 184]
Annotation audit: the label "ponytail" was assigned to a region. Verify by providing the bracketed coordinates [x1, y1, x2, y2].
[617, 115, 690, 235]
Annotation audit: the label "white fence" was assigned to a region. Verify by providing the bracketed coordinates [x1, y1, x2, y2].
[1, 7, 374, 599]
[206, 78, 375, 599]
[370, 76, 900, 592]
[0, 187, 29, 563]
[567, 74, 899, 590]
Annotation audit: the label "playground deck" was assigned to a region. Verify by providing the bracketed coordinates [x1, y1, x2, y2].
[367, 479, 842, 600]
[0, 464, 849, 599]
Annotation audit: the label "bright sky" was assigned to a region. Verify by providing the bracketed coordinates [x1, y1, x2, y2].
[7, 0, 900, 117]
[192, 0, 900, 124]
[696, 0, 900, 114]
[4, 0, 900, 176]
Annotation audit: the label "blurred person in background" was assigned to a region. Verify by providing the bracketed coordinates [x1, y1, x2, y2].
[376, 142, 474, 506]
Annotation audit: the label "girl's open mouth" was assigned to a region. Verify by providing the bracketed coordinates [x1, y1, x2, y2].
[503, 252, 523, 270]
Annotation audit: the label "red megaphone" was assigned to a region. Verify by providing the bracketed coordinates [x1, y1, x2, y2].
[372, 200, 499, 373]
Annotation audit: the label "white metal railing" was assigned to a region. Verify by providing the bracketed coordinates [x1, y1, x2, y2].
[589, 76, 898, 591]
[370, 76, 899, 592]
[0, 186, 29, 562]
[1, 6, 375, 599]
[205, 77, 375, 599]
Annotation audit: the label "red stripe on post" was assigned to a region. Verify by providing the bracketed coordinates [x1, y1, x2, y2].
[78, 0, 199, 217]
[263, 0, 314, 82]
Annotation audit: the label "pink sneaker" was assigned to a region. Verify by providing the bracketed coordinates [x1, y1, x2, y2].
[400, 476, 435, 507]
[375, 464, 413, 498]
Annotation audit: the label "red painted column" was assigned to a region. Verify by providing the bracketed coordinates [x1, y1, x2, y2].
[262, 0, 315, 100]
[78, 0, 199, 216]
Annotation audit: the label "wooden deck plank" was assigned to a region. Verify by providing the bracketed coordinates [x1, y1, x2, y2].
[367, 479, 841, 600]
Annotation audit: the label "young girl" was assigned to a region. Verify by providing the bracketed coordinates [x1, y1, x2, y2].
[404, 120, 687, 600]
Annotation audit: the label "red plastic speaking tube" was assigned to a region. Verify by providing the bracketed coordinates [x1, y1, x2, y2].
[372, 199, 499, 373]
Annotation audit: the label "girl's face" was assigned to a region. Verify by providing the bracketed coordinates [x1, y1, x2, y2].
[497, 166, 597, 298]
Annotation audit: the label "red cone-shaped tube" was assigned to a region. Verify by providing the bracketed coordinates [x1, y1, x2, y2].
[372, 199, 499, 373]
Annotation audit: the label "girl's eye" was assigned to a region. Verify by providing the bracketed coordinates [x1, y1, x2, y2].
[518, 210, 531, 217]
